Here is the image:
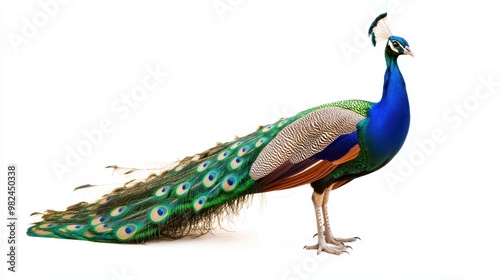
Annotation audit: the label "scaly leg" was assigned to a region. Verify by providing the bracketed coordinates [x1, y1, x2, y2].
[321, 186, 360, 244]
[304, 191, 346, 255]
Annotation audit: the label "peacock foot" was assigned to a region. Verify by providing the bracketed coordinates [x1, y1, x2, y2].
[304, 237, 351, 255]
[325, 231, 360, 245]
[313, 232, 360, 247]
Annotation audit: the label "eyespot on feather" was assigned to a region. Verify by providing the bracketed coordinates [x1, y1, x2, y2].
[230, 141, 242, 149]
[39, 223, 55, 229]
[255, 137, 267, 147]
[203, 171, 218, 187]
[95, 223, 112, 233]
[217, 150, 230, 161]
[91, 216, 108, 225]
[150, 206, 168, 223]
[176, 182, 190, 196]
[237, 146, 249, 157]
[110, 206, 127, 217]
[67, 225, 84, 231]
[193, 196, 207, 212]
[99, 196, 113, 205]
[262, 125, 273, 132]
[197, 161, 211, 172]
[155, 186, 169, 197]
[222, 176, 237, 192]
[230, 157, 243, 169]
[116, 224, 137, 240]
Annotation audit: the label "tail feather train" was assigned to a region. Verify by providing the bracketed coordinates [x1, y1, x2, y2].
[27, 117, 295, 242]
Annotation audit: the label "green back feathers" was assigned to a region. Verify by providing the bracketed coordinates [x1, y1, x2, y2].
[297, 99, 373, 118]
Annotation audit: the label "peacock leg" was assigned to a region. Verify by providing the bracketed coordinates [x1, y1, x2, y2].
[322, 186, 360, 244]
[304, 191, 346, 255]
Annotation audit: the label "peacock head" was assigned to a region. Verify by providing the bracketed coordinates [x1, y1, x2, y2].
[386, 36, 413, 58]
[368, 13, 413, 58]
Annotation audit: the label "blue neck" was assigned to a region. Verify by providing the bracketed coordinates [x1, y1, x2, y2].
[380, 54, 409, 108]
[364, 54, 410, 163]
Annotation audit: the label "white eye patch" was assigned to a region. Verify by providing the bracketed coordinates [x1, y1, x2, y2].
[389, 40, 403, 53]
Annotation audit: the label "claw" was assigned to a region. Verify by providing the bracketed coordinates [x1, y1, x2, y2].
[313, 233, 318, 238]
[341, 250, 350, 255]
[344, 245, 352, 250]
[355, 237, 361, 241]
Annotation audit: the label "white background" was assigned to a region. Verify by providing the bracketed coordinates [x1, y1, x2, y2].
[2, 1, 500, 279]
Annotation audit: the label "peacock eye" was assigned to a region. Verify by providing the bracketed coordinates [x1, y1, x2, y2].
[392, 41, 399, 47]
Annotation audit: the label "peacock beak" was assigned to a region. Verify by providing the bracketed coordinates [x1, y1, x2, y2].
[404, 46, 414, 57]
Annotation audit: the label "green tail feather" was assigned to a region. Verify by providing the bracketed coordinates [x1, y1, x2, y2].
[27, 117, 297, 243]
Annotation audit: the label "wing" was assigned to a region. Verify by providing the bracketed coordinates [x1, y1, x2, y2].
[250, 106, 365, 192]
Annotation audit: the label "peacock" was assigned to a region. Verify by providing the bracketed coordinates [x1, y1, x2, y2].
[27, 13, 413, 255]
